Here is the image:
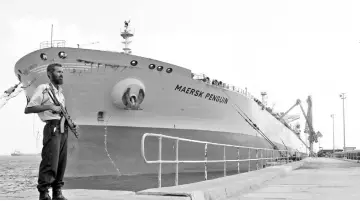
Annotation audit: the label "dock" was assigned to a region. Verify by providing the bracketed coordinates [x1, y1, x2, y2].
[2, 157, 360, 200]
[229, 157, 360, 200]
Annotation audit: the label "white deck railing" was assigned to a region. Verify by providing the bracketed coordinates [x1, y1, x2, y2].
[39, 40, 66, 49]
[141, 133, 297, 188]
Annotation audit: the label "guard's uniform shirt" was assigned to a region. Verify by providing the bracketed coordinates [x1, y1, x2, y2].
[26, 83, 65, 122]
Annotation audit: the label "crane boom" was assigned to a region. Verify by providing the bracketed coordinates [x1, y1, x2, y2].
[279, 96, 320, 157]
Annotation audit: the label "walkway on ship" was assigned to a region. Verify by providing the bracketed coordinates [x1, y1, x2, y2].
[228, 157, 360, 200]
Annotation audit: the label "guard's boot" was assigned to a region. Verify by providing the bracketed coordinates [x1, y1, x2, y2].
[39, 191, 51, 200]
[52, 189, 67, 200]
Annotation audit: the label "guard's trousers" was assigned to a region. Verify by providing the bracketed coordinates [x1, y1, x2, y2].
[37, 120, 68, 192]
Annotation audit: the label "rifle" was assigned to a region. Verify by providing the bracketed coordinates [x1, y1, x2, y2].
[47, 83, 79, 138]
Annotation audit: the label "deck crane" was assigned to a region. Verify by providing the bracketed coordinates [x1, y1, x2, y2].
[279, 96, 322, 157]
[282, 114, 300, 123]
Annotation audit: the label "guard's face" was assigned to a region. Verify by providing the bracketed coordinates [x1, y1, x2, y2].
[51, 66, 64, 85]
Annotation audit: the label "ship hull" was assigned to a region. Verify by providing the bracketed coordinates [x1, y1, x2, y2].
[66, 125, 285, 177]
[64, 124, 291, 191]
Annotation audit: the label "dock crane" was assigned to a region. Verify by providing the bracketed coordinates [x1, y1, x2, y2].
[282, 114, 300, 123]
[279, 96, 322, 157]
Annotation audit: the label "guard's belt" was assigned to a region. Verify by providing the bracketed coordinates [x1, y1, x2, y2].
[45, 116, 66, 133]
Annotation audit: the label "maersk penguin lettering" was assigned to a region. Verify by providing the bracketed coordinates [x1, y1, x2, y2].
[174, 85, 228, 104]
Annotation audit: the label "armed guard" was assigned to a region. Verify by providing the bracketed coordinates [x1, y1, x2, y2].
[25, 63, 78, 200]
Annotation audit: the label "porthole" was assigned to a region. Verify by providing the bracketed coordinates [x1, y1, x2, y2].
[149, 64, 156, 69]
[58, 51, 67, 59]
[130, 60, 138, 66]
[157, 66, 164, 71]
[40, 53, 47, 60]
[166, 68, 173, 73]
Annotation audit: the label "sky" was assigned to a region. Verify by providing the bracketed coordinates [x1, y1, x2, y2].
[0, 0, 359, 155]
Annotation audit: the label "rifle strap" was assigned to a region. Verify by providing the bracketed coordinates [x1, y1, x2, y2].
[60, 116, 66, 133]
[47, 84, 66, 134]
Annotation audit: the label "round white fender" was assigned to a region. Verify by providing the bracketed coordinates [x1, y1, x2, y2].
[110, 78, 146, 110]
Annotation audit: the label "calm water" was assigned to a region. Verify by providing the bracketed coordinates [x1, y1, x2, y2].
[0, 155, 41, 195]
[0, 154, 263, 195]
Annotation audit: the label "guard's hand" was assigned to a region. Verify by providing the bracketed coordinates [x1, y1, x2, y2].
[49, 105, 61, 114]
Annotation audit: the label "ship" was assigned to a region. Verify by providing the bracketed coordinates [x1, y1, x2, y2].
[11, 150, 22, 156]
[13, 22, 310, 190]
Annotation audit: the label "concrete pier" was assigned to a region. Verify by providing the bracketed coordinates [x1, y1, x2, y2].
[3, 157, 359, 200]
[229, 157, 360, 200]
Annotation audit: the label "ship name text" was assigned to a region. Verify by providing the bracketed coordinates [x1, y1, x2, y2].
[174, 85, 228, 104]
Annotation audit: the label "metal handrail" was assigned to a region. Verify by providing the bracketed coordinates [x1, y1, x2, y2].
[39, 40, 66, 49]
[141, 133, 293, 188]
[191, 73, 255, 100]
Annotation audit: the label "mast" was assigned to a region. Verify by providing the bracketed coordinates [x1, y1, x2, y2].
[51, 24, 53, 48]
[120, 20, 134, 54]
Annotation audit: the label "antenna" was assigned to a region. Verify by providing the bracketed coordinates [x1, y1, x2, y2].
[51, 24, 53, 48]
[120, 20, 134, 54]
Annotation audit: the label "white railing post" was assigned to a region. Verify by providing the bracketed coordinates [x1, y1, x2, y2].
[248, 148, 251, 172]
[261, 149, 263, 168]
[256, 149, 259, 170]
[158, 136, 162, 188]
[223, 146, 226, 177]
[237, 148, 240, 174]
[287, 151, 289, 164]
[279, 151, 281, 164]
[204, 143, 208, 181]
[265, 150, 267, 167]
[175, 139, 179, 186]
[265, 150, 267, 166]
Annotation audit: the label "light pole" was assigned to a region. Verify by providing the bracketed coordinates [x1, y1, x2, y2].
[331, 114, 335, 155]
[339, 93, 346, 152]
